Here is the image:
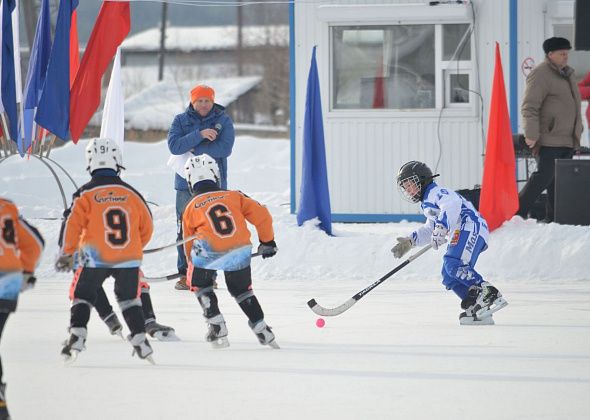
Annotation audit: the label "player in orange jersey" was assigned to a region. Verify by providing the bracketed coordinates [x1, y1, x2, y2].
[0, 198, 44, 418]
[182, 154, 279, 349]
[56, 138, 155, 363]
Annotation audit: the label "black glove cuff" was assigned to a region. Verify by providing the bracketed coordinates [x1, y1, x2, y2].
[260, 239, 276, 247]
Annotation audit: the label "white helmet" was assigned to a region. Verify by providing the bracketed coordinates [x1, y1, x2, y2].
[85, 138, 123, 174]
[184, 154, 220, 193]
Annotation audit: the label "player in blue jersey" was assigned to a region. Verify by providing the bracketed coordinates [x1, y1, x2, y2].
[392, 161, 508, 325]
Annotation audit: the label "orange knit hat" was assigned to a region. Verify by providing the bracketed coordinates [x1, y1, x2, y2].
[190, 84, 215, 103]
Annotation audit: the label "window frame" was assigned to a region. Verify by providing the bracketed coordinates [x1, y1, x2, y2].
[328, 20, 477, 118]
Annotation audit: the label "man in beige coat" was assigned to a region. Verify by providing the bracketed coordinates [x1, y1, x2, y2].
[517, 37, 583, 222]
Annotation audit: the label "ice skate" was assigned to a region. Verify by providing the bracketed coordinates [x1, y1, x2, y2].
[475, 282, 508, 319]
[129, 333, 155, 364]
[145, 320, 180, 341]
[250, 320, 279, 349]
[205, 314, 229, 349]
[61, 327, 87, 364]
[459, 311, 495, 325]
[0, 383, 10, 420]
[174, 275, 189, 290]
[102, 312, 124, 339]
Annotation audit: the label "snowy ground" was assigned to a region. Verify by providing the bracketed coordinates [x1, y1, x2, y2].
[0, 137, 589, 420]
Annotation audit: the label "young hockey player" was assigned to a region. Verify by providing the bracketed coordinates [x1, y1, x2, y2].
[56, 138, 155, 363]
[0, 198, 44, 419]
[72, 270, 178, 341]
[182, 154, 279, 348]
[392, 161, 508, 325]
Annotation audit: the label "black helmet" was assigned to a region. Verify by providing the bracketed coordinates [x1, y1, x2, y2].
[397, 161, 437, 203]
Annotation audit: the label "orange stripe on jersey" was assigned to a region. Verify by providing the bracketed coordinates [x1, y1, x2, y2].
[182, 190, 274, 259]
[60, 181, 153, 266]
[0, 198, 44, 273]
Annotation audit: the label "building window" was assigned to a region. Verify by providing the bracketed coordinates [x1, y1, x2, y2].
[331, 23, 472, 111]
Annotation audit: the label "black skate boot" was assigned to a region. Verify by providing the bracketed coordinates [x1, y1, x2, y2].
[249, 320, 279, 349]
[205, 314, 229, 348]
[475, 281, 508, 319]
[61, 327, 87, 364]
[102, 312, 124, 338]
[459, 286, 494, 325]
[145, 320, 179, 341]
[128, 333, 155, 364]
[0, 383, 10, 420]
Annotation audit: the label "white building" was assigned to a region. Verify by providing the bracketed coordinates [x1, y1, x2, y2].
[290, 0, 590, 222]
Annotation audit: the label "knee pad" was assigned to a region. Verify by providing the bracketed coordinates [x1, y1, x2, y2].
[196, 287, 220, 318]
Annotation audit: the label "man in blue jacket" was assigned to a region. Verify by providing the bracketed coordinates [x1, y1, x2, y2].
[168, 84, 235, 290]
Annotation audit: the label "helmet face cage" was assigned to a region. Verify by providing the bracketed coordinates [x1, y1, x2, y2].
[86, 138, 123, 174]
[396, 161, 434, 203]
[184, 154, 220, 194]
[398, 174, 422, 203]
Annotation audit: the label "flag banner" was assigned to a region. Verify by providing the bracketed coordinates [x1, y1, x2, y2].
[297, 46, 332, 235]
[100, 48, 125, 151]
[35, 0, 79, 140]
[1, 0, 17, 141]
[21, 0, 52, 155]
[69, 1, 130, 143]
[479, 42, 518, 231]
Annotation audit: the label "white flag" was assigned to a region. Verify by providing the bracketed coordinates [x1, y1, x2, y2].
[100, 48, 125, 152]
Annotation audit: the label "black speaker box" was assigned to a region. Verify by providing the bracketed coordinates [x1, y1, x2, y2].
[554, 159, 590, 226]
[575, 0, 590, 50]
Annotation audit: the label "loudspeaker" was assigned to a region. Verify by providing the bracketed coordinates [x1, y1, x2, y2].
[554, 159, 590, 226]
[575, 0, 590, 50]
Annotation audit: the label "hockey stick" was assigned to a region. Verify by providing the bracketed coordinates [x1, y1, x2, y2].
[144, 252, 263, 282]
[144, 235, 199, 254]
[307, 244, 432, 317]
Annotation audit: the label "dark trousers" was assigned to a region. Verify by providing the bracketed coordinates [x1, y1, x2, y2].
[0, 313, 8, 383]
[517, 146, 573, 222]
[175, 189, 192, 275]
[71, 267, 145, 336]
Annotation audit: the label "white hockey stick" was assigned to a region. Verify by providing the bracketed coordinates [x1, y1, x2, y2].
[143, 234, 199, 254]
[307, 245, 432, 317]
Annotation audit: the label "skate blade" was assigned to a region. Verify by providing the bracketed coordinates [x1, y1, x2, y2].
[460, 316, 494, 326]
[63, 350, 80, 365]
[210, 337, 230, 349]
[145, 355, 156, 365]
[476, 297, 508, 319]
[153, 331, 180, 342]
[113, 330, 125, 341]
[268, 340, 280, 349]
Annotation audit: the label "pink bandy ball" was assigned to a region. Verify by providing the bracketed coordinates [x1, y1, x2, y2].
[316, 318, 326, 328]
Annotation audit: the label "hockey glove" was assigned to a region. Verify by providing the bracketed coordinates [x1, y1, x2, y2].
[391, 237, 414, 259]
[430, 223, 448, 250]
[55, 254, 74, 272]
[21, 272, 37, 291]
[258, 240, 278, 259]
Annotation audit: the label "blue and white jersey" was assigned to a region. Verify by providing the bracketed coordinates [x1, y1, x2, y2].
[411, 182, 489, 247]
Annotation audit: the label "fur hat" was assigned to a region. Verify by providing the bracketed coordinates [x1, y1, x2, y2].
[190, 85, 215, 103]
[542, 37, 572, 54]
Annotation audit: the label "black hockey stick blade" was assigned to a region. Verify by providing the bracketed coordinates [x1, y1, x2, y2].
[307, 244, 432, 317]
[144, 253, 263, 283]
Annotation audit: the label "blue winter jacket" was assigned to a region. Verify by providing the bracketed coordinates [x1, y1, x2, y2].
[167, 103, 235, 190]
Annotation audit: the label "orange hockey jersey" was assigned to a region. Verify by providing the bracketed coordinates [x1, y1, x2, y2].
[59, 176, 153, 268]
[182, 186, 274, 271]
[0, 198, 44, 273]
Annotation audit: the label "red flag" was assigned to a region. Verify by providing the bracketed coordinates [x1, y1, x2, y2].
[479, 43, 518, 231]
[69, 9, 80, 87]
[69, 2, 130, 143]
[372, 56, 385, 108]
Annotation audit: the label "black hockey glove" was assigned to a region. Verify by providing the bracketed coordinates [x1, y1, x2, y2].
[21, 272, 37, 291]
[258, 240, 278, 259]
[55, 254, 74, 272]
